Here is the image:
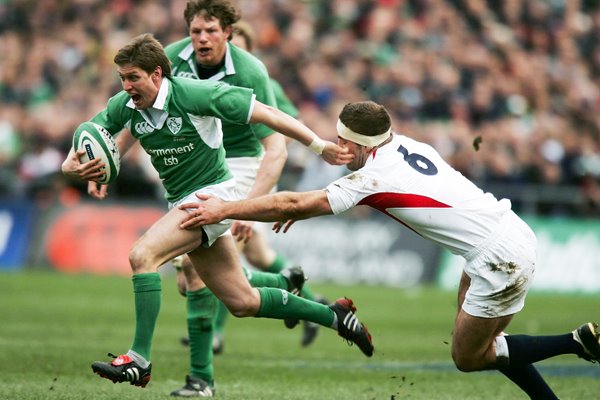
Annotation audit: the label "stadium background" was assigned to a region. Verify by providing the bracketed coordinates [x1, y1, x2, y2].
[1, 0, 600, 291]
[2, 1, 600, 399]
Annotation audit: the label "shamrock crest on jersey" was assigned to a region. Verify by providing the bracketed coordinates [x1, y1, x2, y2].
[167, 117, 183, 135]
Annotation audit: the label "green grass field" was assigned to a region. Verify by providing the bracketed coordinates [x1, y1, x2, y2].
[2, 270, 600, 399]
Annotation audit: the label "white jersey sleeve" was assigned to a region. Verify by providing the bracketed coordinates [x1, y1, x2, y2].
[325, 134, 512, 256]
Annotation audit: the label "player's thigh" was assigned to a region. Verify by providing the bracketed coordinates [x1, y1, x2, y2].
[457, 272, 470, 307]
[243, 228, 276, 269]
[181, 254, 206, 291]
[188, 235, 259, 316]
[132, 206, 205, 269]
[452, 310, 513, 371]
[234, 235, 245, 253]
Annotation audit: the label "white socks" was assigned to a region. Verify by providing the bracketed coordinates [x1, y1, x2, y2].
[127, 349, 150, 368]
[495, 335, 510, 367]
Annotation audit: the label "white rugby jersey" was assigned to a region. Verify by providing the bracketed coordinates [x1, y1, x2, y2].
[325, 134, 512, 257]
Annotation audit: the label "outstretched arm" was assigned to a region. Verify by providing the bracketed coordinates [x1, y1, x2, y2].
[179, 190, 333, 230]
[250, 101, 353, 166]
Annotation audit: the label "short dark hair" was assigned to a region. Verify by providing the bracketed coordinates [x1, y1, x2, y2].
[232, 21, 255, 52]
[114, 33, 172, 78]
[339, 101, 391, 136]
[184, 0, 241, 29]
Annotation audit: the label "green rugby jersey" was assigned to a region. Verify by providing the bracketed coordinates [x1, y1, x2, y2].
[90, 77, 254, 202]
[165, 38, 277, 158]
[270, 78, 299, 119]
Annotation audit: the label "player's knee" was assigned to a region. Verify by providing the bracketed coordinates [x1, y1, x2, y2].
[223, 296, 258, 318]
[244, 253, 269, 270]
[180, 255, 194, 270]
[451, 350, 480, 372]
[226, 302, 254, 318]
[129, 244, 153, 273]
[175, 269, 187, 297]
[242, 236, 275, 270]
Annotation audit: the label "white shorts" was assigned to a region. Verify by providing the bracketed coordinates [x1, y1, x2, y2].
[461, 210, 537, 318]
[169, 178, 242, 247]
[226, 156, 261, 197]
[227, 156, 273, 234]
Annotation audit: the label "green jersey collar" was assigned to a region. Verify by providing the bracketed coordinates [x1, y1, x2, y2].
[178, 42, 195, 61]
[126, 78, 170, 129]
[222, 42, 236, 77]
[153, 77, 170, 110]
[177, 41, 236, 81]
[125, 77, 170, 111]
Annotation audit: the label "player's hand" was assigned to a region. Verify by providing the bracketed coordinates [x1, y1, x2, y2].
[231, 220, 254, 243]
[321, 142, 354, 165]
[87, 181, 109, 200]
[179, 193, 226, 229]
[273, 219, 296, 233]
[62, 149, 107, 182]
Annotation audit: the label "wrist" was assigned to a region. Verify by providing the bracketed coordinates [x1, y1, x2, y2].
[308, 137, 326, 155]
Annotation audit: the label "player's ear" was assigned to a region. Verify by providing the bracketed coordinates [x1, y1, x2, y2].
[152, 67, 162, 81]
[224, 25, 233, 38]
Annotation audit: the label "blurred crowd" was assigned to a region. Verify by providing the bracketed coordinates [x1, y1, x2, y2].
[2, 0, 600, 215]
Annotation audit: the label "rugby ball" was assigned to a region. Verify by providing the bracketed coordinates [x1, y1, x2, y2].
[73, 122, 120, 184]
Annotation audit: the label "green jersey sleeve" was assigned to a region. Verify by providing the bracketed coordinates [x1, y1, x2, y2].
[220, 45, 277, 155]
[231, 54, 276, 141]
[270, 78, 299, 118]
[89, 91, 133, 136]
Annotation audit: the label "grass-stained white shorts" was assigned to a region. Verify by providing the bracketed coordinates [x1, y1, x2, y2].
[461, 210, 537, 318]
[169, 178, 242, 247]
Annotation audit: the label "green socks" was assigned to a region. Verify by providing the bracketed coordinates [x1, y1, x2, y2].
[187, 287, 218, 385]
[131, 272, 162, 361]
[300, 283, 316, 302]
[266, 254, 316, 301]
[265, 253, 286, 273]
[214, 254, 321, 342]
[244, 267, 288, 289]
[213, 300, 229, 335]
[245, 264, 316, 301]
[254, 287, 334, 327]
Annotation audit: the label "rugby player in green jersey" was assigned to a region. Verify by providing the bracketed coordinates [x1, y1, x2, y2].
[61, 33, 373, 392]
[161, 1, 327, 395]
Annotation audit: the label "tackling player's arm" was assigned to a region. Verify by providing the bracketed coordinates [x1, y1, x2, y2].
[250, 101, 353, 166]
[179, 190, 332, 231]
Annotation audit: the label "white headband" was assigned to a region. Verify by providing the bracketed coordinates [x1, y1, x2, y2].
[336, 119, 391, 147]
